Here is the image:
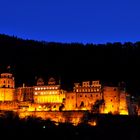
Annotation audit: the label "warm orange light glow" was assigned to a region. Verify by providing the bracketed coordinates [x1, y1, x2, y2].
[0, 72, 130, 124]
[88, 120, 97, 126]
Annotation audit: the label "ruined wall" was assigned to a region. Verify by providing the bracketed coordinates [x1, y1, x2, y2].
[119, 91, 128, 115]
[103, 86, 120, 114]
[0, 101, 19, 111]
[18, 111, 86, 125]
[76, 92, 102, 110]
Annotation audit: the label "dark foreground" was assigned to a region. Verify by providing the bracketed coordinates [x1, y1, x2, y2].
[0, 113, 140, 140]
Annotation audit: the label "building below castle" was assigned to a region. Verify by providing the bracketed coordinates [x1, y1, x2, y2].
[0, 71, 133, 124]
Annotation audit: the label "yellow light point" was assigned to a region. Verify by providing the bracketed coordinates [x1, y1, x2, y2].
[120, 110, 128, 115]
[88, 120, 97, 126]
[81, 107, 87, 110]
[55, 122, 59, 126]
[71, 118, 80, 126]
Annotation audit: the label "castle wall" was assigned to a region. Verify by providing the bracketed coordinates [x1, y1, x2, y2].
[65, 92, 76, 110]
[18, 111, 86, 125]
[76, 92, 102, 110]
[103, 86, 120, 114]
[119, 91, 128, 115]
[0, 88, 15, 101]
[0, 101, 18, 111]
[16, 87, 33, 102]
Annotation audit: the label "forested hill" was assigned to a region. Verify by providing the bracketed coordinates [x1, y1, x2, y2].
[0, 34, 140, 95]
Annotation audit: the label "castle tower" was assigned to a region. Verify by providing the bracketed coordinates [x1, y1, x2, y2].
[0, 73, 15, 101]
[103, 86, 120, 114]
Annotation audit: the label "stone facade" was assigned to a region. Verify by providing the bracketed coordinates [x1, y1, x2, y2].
[0, 71, 129, 117]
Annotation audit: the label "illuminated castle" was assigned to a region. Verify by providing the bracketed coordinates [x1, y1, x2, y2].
[0, 73, 15, 101]
[0, 70, 129, 123]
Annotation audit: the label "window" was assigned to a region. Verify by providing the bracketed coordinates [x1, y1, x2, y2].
[85, 95, 87, 97]
[91, 94, 92, 97]
[111, 99, 112, 102]
[80, 95, 82, 97]
[114, 88, 116, 91]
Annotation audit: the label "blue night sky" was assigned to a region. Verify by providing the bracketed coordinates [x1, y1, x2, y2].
[0, 0, 140, 44]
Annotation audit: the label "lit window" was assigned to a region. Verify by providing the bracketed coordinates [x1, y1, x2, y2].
[97, 89, 99, 92]
[76, 89, 78, 92]
[34, 92, 37, 95]
[41, 87, 43, 90]
[38, 88, 40, 90]
[44, 87, 46, 90]
[41, 92, 43, 95]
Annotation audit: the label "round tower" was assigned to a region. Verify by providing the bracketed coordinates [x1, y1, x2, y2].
[0, 73, 15, 101]
[0, 73, 15, 88]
